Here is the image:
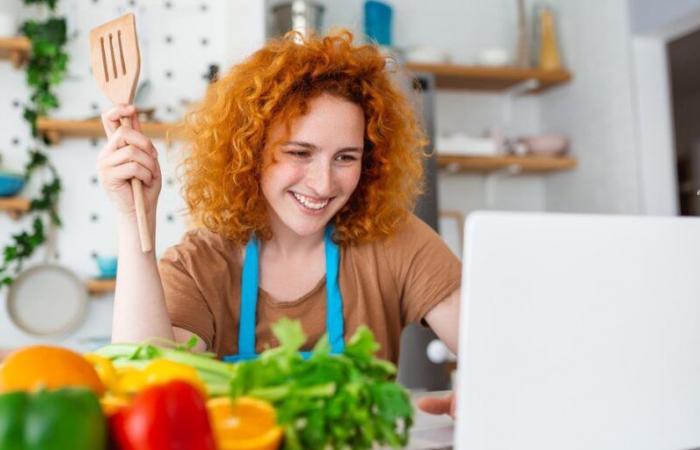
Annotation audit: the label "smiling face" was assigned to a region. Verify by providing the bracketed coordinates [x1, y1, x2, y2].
[261, 93, 365, 240]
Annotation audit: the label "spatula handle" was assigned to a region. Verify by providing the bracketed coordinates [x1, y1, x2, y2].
[119, 116, 152, 253]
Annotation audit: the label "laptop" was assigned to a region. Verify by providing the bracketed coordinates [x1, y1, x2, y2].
[451, 211, 700, 450]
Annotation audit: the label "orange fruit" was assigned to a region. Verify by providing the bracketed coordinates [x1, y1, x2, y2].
[207, 396, 284, 450]
[0, 345, 104, 395]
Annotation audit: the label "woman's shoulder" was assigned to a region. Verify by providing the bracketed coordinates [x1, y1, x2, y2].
[161, 227, 242, 269]
[382, 213, 442, 250]
[348, 213, 442, 257]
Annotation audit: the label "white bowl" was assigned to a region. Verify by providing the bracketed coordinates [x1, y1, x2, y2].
[477, 48, 511, 66]
[518, 134, 570, 156]
[405, 46, 451, 64]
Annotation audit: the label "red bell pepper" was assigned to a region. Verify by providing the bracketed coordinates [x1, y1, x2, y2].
[109, 380, 216, 450]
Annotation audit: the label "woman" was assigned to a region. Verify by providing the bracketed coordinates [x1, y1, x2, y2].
[97, 31, 459, 416]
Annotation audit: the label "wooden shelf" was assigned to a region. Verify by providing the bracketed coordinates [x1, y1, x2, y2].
[36, 117, 177, 144]
[87, 278, 115, 296]
[0, 37, 30, 68]
[0, 197, 31, 218]
[437, 154, 577, 174]
[406, 63, 572, 93]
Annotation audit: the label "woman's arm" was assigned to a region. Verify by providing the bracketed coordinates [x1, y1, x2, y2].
[111, 210, 174, 343]
[418, 288, 461, 418]
[99, 105, 204, 348]
[424, 287, 460, 353]
[113, 192, 206, 352]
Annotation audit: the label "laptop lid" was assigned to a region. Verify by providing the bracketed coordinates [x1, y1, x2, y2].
[456, 211, 700, 450]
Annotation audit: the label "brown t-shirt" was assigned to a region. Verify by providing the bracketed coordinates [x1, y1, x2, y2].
[158, 213, 461, 364]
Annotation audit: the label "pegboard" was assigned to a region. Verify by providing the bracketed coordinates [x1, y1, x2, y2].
[0, 0, 265, 351]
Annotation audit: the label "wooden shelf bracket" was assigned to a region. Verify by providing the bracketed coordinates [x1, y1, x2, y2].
[0, 197, 31, 219]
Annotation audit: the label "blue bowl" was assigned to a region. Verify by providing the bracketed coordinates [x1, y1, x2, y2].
[96, 256, 118, 279]
[0, 172, 25, 197]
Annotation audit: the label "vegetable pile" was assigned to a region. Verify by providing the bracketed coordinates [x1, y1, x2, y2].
[0, 319, 414, 450]
[230, 319, 414, 449]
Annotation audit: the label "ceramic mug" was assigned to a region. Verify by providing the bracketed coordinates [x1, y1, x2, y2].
[96, 256, 118, 279]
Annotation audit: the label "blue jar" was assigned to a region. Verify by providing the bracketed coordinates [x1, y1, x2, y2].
[364, 0, 393, 46]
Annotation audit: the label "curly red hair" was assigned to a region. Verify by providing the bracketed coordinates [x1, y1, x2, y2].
[176, 30, 427, 245]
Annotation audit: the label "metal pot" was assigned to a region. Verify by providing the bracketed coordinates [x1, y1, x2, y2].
[270, 1, 325, 39]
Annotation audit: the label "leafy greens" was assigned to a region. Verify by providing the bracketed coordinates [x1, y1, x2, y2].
[230, 318, 414, 450]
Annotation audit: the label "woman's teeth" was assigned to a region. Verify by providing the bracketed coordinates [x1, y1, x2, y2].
[292, 192, 330, 210]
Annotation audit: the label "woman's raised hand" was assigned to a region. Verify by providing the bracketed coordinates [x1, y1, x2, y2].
[97, 104, 162, 217]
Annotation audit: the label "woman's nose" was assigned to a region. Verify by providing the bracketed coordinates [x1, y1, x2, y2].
[305, 160, 333, 196]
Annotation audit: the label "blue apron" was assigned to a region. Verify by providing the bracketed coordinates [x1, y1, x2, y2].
[223, 226, 345, 362]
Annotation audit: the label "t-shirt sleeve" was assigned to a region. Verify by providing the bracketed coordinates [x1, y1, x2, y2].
[158, 230, 215, 350]
[385, 214, 462, 327]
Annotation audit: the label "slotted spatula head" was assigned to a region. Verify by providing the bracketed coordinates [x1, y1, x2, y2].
[89, 13, 140, 105]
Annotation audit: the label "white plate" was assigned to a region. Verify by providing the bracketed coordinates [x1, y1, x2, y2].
[6, 264, 88, 337]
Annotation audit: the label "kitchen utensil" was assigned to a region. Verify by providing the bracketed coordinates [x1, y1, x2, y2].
[515, 0, 530, 67]
[271, 1, 324, 39]
[6, 264, 88, 337]
[89, 13, 151, 252]
[0, 171, 24, 197]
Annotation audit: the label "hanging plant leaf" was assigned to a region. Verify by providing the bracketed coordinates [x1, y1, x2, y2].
[23, 0, 59, 12]
[1, 2, 68, 288]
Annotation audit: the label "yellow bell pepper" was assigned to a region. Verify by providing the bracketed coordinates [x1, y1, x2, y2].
[111, 359, 206, 397]
[85, 356, 207, 398]
[113, 367, 147, 396]
[84, 354, 117, 392]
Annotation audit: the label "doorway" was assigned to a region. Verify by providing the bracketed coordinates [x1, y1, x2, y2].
[667, 28, 700, 215]
[630, 10, 700, 217]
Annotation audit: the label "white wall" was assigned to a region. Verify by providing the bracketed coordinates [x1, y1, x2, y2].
[0, 0, 264, 351]
[541, 0, 642, 214]
[629, 0, 700, 34]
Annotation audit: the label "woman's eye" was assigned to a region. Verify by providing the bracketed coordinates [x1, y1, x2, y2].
[337, 154, 358, 162]
[287, 150, 309, 158]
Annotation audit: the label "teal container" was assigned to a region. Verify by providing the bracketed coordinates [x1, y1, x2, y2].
[364, 0, 393, 46]
[96, 256, 118, 279]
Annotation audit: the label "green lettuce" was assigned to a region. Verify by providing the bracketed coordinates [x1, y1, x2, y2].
[230, 318, 414, 450]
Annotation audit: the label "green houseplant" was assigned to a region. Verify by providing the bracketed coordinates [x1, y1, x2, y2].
[0, 0, 67, 287]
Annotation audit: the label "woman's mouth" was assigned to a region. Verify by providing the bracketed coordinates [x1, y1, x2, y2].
[290, 191, 331, 211]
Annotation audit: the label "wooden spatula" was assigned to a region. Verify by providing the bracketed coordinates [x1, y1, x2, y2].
[89, 13, 151, 253]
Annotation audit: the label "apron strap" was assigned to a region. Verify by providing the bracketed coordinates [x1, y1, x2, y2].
[233, 227, 344, 360]
[325, 226, 345, 354]
[238, 235, 259, 357]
